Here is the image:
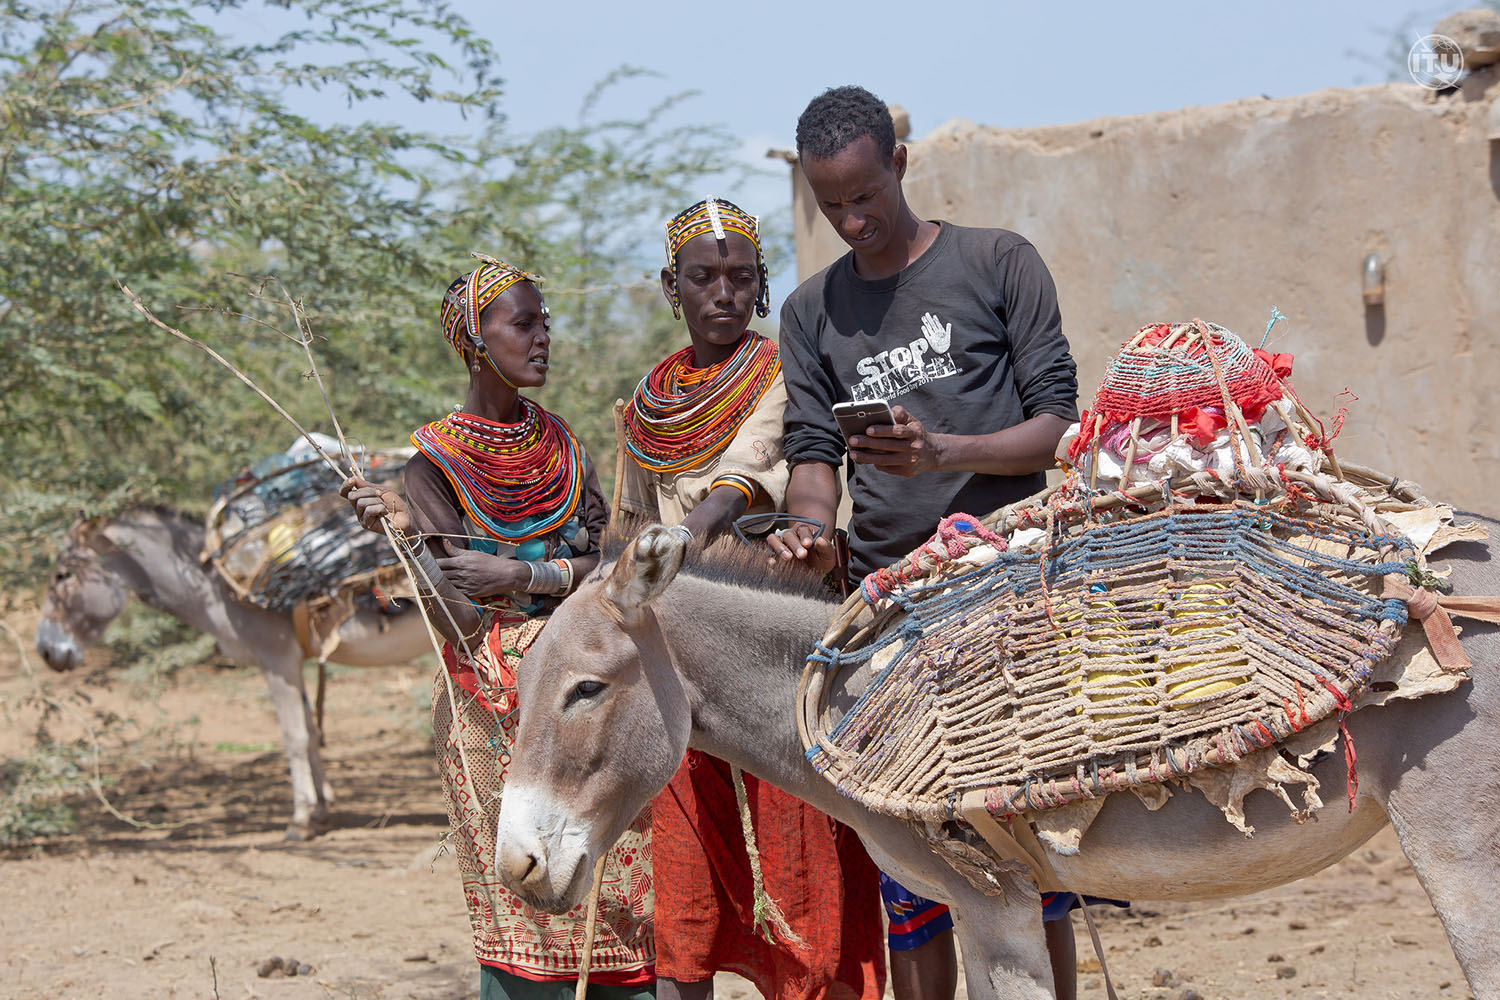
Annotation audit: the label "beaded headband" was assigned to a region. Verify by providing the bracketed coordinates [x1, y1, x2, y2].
[664, 198, 770, 318]
[439, 251, 546, 357]
[666, 198, 761, 263]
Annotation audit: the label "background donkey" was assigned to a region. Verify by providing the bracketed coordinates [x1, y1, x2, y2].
[36, 506, 430, 839]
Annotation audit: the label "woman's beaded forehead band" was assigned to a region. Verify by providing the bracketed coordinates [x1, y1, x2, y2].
[439, 251, 546, 357]
[664, 198, 770, 318]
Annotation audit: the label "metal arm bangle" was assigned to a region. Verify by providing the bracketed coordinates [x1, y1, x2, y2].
[524, 559, 566, 595]
[409, 538, 445, 593]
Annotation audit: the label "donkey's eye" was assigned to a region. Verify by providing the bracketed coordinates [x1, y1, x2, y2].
[566, 679, 606, 708]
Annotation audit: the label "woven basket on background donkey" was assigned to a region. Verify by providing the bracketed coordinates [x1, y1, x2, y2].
[785, 318, 1500, 992]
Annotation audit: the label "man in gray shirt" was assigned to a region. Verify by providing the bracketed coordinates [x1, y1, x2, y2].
[770, 85, 1082, 1000]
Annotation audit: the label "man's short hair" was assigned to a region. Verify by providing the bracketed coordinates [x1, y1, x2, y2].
[795, 85, 896, 162]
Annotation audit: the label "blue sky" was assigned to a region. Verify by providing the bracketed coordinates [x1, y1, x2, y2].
[221, 0, 1459, 270]
[485, 1, 1446, 138]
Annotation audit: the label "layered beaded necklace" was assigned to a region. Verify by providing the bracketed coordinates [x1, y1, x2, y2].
[411, 399, 584, 542]
[624, 332, 780, 473]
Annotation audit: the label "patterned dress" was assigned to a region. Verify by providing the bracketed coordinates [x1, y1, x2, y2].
[406, 418, 654, 986]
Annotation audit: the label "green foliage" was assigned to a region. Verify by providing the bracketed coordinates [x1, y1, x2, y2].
[0, 742, 89, 844]
[1, 3, 774, 840]
[0, 0, 502, 572]
[1, 6, 773, 589]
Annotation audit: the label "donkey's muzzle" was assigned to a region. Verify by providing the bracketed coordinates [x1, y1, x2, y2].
[496, 824, 553, 900]
[36, 617, 82, 672]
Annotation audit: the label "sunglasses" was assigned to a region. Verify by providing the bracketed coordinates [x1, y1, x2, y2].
[731, 512, 828, 547]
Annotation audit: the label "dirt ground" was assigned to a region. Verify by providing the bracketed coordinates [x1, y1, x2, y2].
[0, 603, 1475, 1000]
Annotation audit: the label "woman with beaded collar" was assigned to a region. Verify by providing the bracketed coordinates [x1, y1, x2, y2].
[616, 200, 886, 1000]
[344, 255, 654, 1000]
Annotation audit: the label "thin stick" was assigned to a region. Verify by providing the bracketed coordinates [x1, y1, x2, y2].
[274, 277, 360, 477]
[610, 399, 627, 524]
[119, 282, 348, 481]
[124, 281, 516, 925]
[378, 522, 493, 822]
[123, 279, 490, 731]
[125, 281, 481, 662]
[275, 276, 358, 750]
[1120, 417, 1142, 483]
[576, 854, 609, 1000]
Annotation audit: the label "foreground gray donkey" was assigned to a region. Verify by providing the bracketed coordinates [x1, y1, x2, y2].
[496, 519, 1500, 999]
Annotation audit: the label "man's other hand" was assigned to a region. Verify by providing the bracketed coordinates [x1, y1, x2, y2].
[765, 520, 837, 574]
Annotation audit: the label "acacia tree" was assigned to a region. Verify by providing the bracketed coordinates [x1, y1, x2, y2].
[0, 0, 500, 566]
[1, 5, 775, 591]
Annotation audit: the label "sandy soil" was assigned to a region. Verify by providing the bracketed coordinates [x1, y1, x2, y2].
[0, 603, 1474, 1000]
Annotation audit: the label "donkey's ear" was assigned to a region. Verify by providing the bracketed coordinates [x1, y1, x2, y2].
[605, 525, 688, 619]
[66, 511, 97, 545]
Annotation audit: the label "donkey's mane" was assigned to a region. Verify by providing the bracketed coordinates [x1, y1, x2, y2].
[79, 503, 207, 563]
[603, 517, 836, 603]
[124, 502, 197, 524]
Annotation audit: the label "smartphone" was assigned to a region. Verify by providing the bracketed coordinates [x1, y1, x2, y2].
[833, 399, 897, 444]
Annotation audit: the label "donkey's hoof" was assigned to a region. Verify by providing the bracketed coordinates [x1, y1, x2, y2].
[284, 821, 317, 842]
[285, 811, 333, 840]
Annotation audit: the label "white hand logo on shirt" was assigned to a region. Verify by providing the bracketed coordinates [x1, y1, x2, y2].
[921, 312, 952, 354]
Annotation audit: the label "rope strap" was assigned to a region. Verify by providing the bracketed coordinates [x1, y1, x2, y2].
[730, 764, 806, 950]
[1079, 904, 1121, 1000]
[860, 513, 1007, 604]
[1384, 576, 1500, 672]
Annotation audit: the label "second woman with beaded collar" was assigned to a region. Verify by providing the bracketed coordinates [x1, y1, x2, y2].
[616, 199, 886, 1000]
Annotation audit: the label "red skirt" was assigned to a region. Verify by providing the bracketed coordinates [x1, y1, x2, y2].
[652, 750, 885, 999]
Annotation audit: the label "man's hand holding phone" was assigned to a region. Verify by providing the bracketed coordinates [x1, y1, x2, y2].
[837, 400, 941, 478]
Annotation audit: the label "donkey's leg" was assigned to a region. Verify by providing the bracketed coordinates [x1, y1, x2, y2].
[258, 650, 327, 840]
[951, 895, 1054, 1000]
[1357, 680, 1500, 996]
[299, 670, 334, 824]
[859, 819, 1056, 999]
[1383, 801, 1499, 995]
